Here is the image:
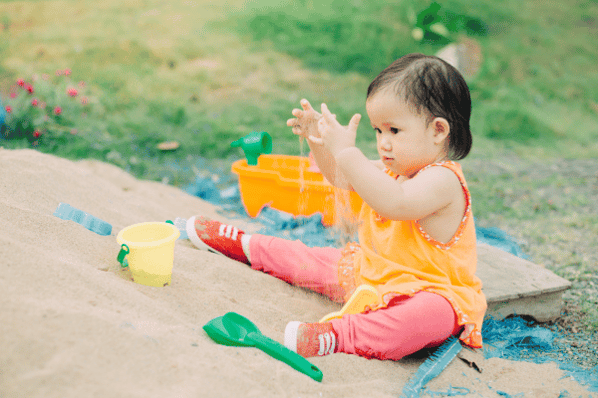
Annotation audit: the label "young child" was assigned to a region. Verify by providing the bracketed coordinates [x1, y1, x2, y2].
[187, 53, 487, 360]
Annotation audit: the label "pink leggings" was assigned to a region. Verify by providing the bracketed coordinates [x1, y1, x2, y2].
[250, 235, 461, 361]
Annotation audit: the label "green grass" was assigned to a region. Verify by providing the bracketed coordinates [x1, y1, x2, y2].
[2, 0, 597, 164]
[1, 0, 597, 331]
[236, 0, 598, 156]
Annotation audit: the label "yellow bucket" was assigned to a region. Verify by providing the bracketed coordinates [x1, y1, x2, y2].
[116, 222, 180, 287]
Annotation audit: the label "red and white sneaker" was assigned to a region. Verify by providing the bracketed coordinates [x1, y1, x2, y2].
[284, 321, 338, 357]
[186, 216, 249, 264]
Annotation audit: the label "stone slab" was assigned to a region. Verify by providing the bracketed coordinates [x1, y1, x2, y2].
[477, 243, 571, 322]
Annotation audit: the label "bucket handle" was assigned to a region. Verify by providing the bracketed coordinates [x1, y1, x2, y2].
[117, 244, 130, 268]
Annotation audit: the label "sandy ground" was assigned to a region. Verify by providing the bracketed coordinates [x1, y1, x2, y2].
[0, 148, 595, 398]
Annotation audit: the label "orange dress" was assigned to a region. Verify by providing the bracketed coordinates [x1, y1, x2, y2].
[337, 161, 487, 348]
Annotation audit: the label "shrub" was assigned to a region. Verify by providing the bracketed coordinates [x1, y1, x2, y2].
[1, 69, 94, 146]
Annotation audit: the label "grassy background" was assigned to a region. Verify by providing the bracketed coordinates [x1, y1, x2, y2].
[1, 0, 597, 331]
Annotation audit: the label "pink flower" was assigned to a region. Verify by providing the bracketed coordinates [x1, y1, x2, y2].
[25, 84, 34, 94]
[42, 74, 49, 80]
[10, 92, 16, 99]
[70, 129, 78, 135]
[67, 87, 78, 97]
[17, 78, 25, 87]
[5, 106, 11, 113]
[33, 130, 41, 138]
[81, 96, 88, 105]
[78, 81, 85, 87]
[31, 98, 39, 106]
[54, 106, 62, 115]
[64, 68, 71, 76]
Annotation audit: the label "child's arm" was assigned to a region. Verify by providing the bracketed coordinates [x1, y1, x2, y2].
[317, 104, 458, 221]
[287, 99, 353, 190]
[337, 149, 460, 221]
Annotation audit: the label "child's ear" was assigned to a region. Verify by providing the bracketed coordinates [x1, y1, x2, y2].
[431, 117, 450, 144]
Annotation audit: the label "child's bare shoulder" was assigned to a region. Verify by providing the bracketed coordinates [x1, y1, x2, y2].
[414, 163, 461, 185]
[409, 164, 463, 201]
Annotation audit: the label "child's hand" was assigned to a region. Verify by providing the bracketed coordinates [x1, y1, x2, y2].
[314, 103, 361, 157]
[287, 99, 323, 141]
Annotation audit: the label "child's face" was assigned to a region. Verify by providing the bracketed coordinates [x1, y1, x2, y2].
[366, 88, 448, 178]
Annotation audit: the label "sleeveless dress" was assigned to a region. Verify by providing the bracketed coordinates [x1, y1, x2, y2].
[337, 161, 487, 348]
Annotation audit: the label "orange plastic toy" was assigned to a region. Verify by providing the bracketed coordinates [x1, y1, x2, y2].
[231, 154, 363, 226]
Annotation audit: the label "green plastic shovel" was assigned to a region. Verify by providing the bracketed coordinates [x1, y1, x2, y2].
[203, 312, 323, 382]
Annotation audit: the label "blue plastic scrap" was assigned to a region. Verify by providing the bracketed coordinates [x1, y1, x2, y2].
[483, 316, 555, 360]
[401, 336, 463, 398]
[256, 206, 297, 230]
[423, 386, 470, 397]
[184, 175, 222, 204]
[169, 217, 188, 240]
[53, 202, 112, 236]
[255, 207, 338, 248]
[0, 97, 6, 127]
[496, 391, 525, 398]
[475, 225, 528, 259]
[219, 185, 240, 202]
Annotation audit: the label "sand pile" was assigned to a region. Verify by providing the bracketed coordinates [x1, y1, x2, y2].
[0, 148, 592, 397]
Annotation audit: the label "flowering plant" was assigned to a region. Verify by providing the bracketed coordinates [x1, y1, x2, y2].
[1, 69, 92, 145]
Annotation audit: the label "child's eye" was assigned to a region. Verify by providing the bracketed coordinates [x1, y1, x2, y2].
[390, 127, 399, 134]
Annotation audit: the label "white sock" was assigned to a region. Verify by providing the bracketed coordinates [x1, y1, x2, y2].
[284, 321, 302, 353]
[241, 234, 252, 264]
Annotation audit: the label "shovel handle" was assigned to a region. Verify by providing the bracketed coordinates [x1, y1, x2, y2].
[248, 332, 323, 382]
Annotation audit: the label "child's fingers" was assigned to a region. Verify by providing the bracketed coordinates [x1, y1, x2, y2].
[348, 113, 362, 132]
[291, 108, 303, 118]
[320, 103, 335, 123]
[301, 99, 313, 111]
[287, 118, 297, 127]
[308, 135, 324, 145]
[318, 116, 327, 131]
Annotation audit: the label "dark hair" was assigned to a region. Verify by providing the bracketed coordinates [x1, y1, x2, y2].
[367, 53, 472, 160]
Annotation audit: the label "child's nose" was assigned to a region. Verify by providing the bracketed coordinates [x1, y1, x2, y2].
[379, 136, 392, 151]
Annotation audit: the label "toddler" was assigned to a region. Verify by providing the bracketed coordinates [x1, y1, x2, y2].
[187, 53, 486, 360]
